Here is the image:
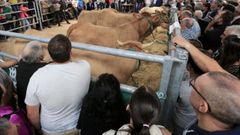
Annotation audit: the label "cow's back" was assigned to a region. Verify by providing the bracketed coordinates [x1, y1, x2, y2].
[68, 23, 118, 48]
[97, 11, 135, 27]
[78, 9, 118, 25]
[78, 10, 100, 24]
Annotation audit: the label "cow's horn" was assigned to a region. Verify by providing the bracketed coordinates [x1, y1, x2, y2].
[142, 42, 154, 48]
[117, 40, 124, 46]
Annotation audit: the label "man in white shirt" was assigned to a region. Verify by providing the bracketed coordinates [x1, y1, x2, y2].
[25, 34, 91, 135]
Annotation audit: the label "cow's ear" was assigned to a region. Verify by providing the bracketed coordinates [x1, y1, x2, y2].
[133, 13, 142, 19]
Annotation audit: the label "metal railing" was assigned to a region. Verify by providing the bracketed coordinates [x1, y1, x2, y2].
[0, 1, 39, 32]
[0, 30, 181, 93]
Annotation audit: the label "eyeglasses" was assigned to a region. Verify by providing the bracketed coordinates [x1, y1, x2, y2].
[189, 79, 212, 112]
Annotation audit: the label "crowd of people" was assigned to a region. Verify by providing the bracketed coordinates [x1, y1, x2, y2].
[0, 0, 80, 34]
[0, 0, 240, 135]
[174, 0, 240, 134]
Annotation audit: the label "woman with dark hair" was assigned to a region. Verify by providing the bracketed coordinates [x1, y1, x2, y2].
[77, 73, 129, 135]
[219, 35, 240, 78]
[104, 86, 171, 135]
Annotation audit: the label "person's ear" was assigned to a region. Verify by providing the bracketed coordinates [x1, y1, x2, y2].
[198, 101, 209, 113]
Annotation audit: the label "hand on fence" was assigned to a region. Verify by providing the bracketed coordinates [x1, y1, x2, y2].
[172, 36, 191, 49]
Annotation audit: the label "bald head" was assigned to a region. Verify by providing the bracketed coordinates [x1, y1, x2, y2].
[198, 72, 240, 124]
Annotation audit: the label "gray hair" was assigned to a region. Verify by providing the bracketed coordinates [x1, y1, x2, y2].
[225, 25, 240, 38]
[202, 72, 240, 124]
[194, 2, 204, 10]
[21, 41, 44, 63]
[194, 10, 203, 19]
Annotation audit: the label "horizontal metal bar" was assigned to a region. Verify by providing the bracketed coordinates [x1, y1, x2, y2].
[0, 8, 35, 16]
[0, 52, 18, 60]
[0, 52, 137, 93]
[120, 84, 137, 93]
[7, 23, 38, 32]
[0, 30, 182, 63]
[0, 15, 37, 25]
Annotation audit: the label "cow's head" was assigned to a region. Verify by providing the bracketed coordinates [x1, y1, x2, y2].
[140, 8, 169, 28]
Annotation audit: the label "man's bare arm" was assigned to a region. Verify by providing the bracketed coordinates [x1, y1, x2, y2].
[172, 36, 227, 73]
[27, 105, 40, 130]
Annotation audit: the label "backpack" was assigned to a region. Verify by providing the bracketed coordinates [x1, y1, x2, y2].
[0, 106, 33, 135]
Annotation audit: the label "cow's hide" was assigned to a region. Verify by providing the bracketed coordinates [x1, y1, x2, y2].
[67, 10, 169, 82]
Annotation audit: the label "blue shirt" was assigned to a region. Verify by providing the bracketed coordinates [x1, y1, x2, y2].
[77, 0, 83, 9]
[181, 19, 201, 40]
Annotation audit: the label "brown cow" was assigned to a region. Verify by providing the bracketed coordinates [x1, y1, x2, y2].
[139, 6, 168, 14]
[68, 12, 168, 47]
[77, 8, 137, 27]
[67, 12, 168, 82]
[78, 6, 169, 27]
[67, 9, 136, 36]
[77, 8, 118, 24]
[67, 7, 169, 37]
[71, 44, 142, 83]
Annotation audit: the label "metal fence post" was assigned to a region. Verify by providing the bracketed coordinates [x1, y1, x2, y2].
[35, 0, 43, 30]
[160, 47, 188, 130]
[160, 2, 189, 130]
[157, 56, 173, 100]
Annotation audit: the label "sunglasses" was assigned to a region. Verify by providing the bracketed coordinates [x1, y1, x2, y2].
[189, 79, 212, 112]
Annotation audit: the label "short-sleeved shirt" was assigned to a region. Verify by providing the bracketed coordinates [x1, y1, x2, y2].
[25, 60, 91, 133]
